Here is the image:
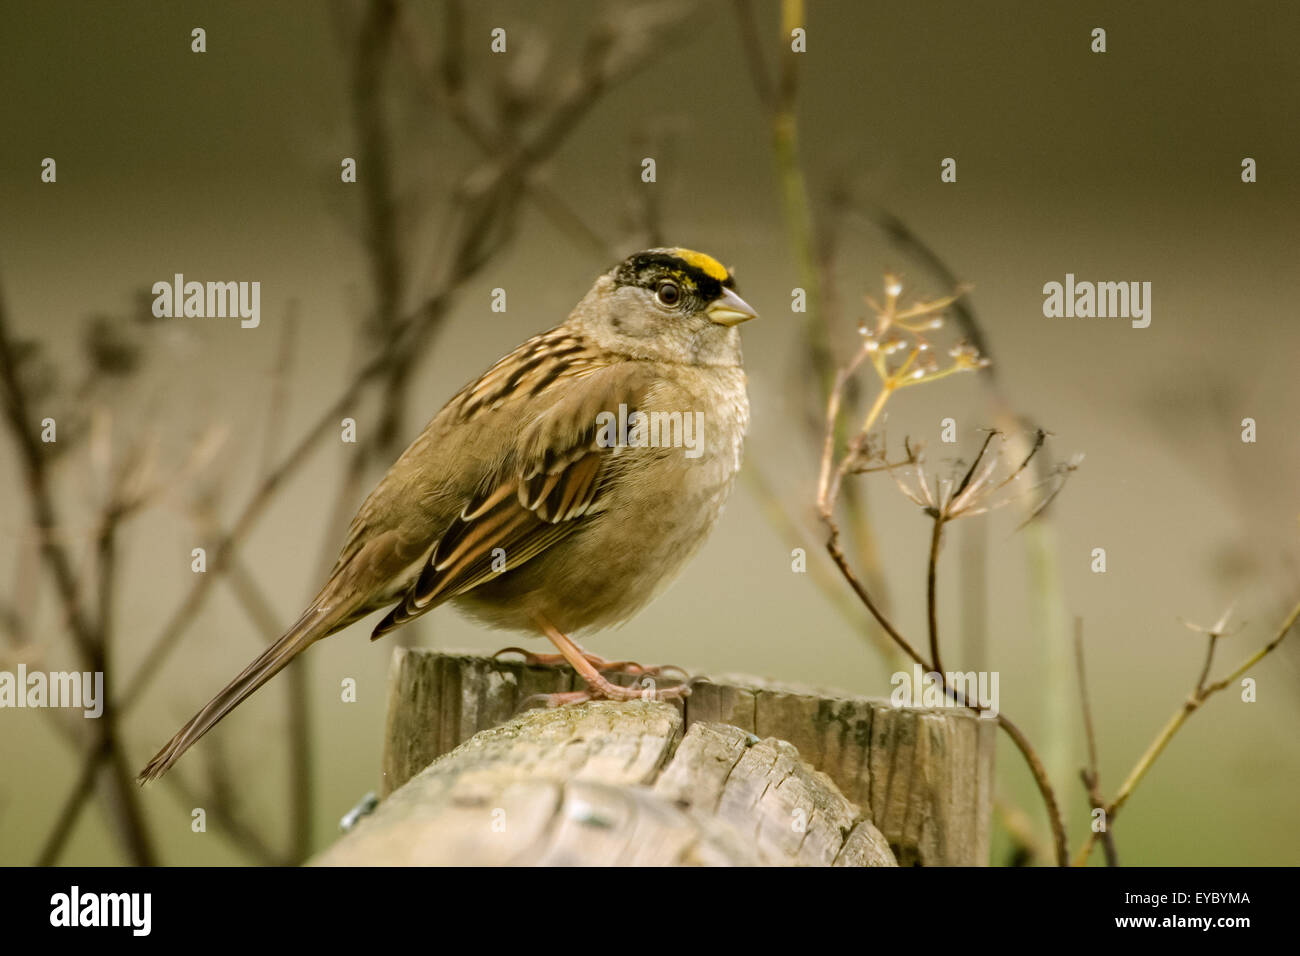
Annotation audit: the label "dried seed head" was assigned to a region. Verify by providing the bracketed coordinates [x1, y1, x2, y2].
[881, 331, 908, 354]
[947, 341, 988, 370]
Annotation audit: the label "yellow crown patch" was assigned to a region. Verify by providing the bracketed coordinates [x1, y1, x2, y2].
[669, 248, 730, 282]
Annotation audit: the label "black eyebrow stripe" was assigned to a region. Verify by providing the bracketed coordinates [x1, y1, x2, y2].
[613, 253, 735, 295]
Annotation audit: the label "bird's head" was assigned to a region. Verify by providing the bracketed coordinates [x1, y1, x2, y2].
[573, 247, 757, 366]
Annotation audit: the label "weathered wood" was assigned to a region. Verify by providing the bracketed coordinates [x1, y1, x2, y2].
[653, 722, 895, 866]
[687, 675, 997, 866]
[316, 701, 893, 865]
[370, 648, 994, 865]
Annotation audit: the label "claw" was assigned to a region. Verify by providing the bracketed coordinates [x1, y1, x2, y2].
[517, 689, 594, 712]
[501, 619, 695, 712]
[516, 680, 691, 713]
[492, 645, 686, 680]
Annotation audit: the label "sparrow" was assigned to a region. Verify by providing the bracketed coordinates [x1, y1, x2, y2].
[138, 247, 756, 782]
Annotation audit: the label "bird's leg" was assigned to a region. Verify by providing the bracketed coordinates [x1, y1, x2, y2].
[517, 616, 692, 705]
[492, 644, 686, 679]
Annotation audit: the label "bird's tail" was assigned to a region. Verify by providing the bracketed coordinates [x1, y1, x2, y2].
[136, 607, 330, 783]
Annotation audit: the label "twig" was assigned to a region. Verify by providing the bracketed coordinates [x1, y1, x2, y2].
[736, 0, 828, 387]
[731, 0, 776, 112]
[815, 331, 1070, 865]
[34, 742, 105, 865]
[224, 554, 314, 861]
[3, 277, 159, 865]
[10, 0, 696, 867]
[849, 203, 994, 372]
[959, 495, 989, 674]
[926, 516, 944, 677]
[125, 0, 688, 714]
[993, 712, 1068, 866]
[1072, 596, 1300, 866]
[1073, 616, 1118, 865]
[994, 797, 1045, 866]
[256, 302, 299, 479]
[823, 525, 927, 669]
[734, 0, 912, 665]
[0, 275, 97, 659]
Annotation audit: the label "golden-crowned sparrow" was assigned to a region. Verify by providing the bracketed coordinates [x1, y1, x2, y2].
[138, 247, 756, 782]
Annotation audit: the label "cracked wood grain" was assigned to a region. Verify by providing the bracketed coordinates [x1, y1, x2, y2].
[349, 648, 992, 865]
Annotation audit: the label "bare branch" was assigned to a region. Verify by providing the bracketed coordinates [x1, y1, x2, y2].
[1073, 595, 1300, 865]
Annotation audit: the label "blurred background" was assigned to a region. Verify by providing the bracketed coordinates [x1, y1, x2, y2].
[1, 0, 1297, 866]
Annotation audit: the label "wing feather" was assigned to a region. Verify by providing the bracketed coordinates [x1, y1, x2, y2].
[369, 347, 653, 640]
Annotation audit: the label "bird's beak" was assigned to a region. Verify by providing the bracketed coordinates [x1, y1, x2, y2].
[707, 287, 758, 327]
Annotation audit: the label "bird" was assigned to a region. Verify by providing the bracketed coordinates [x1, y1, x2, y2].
[138, 247, 757, 782]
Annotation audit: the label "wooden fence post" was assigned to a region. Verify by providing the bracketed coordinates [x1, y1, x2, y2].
[313, 649, 995, 866]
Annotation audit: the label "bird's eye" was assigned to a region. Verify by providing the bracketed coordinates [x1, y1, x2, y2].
[655, 281, 681, 308]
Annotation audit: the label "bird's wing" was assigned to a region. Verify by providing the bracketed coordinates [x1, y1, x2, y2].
[369, 356, 655, 639]
[137, 332, 627, 782]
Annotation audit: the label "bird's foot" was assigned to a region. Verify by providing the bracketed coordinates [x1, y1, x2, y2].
[518, 675, 695, 712]
[514, 616, 694, 711]
[521, 689, 596, 709]
[493, 646, 687, 679]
